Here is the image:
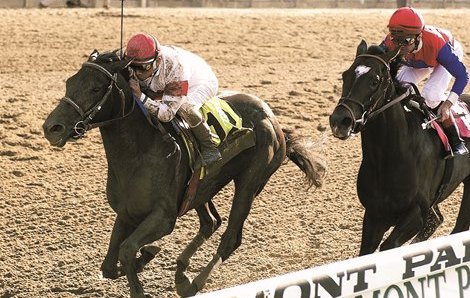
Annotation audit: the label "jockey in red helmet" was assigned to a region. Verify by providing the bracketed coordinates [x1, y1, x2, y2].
[388, 7, 424, 35]
[125, 33, 160, 66]
[381, 7, 469, 158]
[125, 33, 221, 166]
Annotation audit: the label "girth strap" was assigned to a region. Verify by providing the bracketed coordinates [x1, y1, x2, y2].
[433, 158, 454, 206]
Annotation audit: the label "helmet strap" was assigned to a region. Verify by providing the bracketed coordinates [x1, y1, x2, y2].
[150, 35, 160, 61]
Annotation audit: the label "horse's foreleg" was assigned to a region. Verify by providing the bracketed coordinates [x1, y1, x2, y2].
[101, 216, 133, 279]
[380, 204, 422, 251]
[410, 205, 443, 243]
[359, 210, 390, 256]
[175, 202, 222, 297]
[119, 210, 175, 298]
[136, 245, 161, 273]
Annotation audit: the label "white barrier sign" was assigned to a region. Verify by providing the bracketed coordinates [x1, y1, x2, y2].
[195, 231, 470, 298]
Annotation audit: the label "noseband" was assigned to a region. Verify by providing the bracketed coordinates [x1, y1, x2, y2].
[337, 54, 393, 133]
[60, 61, 131, 138]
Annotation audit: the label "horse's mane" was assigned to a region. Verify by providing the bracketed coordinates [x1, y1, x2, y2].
[94, 50, 122, 63]
[88, 49, 130, 81]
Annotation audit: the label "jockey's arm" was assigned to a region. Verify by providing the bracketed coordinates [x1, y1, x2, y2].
[139, 53, 191, 122]
[140, 91, 186, 123]
[141, 79, 189, 123]
[437, 43, 470, 104]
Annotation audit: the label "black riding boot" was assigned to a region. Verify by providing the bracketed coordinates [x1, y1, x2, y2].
[443, 124, 469, 159]
[191, 121, 222, 166]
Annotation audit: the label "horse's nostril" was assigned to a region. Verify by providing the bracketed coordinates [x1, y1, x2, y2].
[49, 124, 66, 134]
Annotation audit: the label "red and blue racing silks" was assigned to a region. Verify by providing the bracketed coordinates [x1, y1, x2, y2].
[382, 26, 469, 96]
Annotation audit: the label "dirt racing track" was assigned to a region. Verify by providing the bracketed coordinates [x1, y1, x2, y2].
[1, 7, 469, 298]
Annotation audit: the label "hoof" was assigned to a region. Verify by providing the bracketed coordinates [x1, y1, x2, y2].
[101, 266, 121, 280]
[175, 272, 198, 297]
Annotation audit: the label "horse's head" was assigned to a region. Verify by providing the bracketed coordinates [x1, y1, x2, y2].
[43, 50, 132, 147]
[329, 40, 401, 140]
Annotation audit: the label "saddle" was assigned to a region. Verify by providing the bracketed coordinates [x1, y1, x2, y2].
[134, 94, 256, 216]
[171, 97, 256, 216]
[417, 101, 470, 151]
[405, 86, 470, 151]
[405, 89, 470, 207]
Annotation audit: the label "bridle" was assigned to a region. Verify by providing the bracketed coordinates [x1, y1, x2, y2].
[336, 54, 398, 133]
[60, 61, 133, 138]
[61, 60, 180, 159]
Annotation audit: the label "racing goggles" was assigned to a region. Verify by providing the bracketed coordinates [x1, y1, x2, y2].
[390, 34, 417, 46]
[131, 61, 154, 72]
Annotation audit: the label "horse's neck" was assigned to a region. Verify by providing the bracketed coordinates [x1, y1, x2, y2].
[361, 101, 410, 156]
[99, 107, 166, 165]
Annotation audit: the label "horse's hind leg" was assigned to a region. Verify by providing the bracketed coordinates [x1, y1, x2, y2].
[177, 171, 271, 297]
[410, 204, 443, 244]
[452, 179, 470, 233]
[175, 202, 222, 295]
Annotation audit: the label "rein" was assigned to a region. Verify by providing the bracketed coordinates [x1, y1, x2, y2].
[60, 61, 133, 138]
[367, 87, 412, 119]
[60, 60, 180, 158]
[337, 54, 410, 132]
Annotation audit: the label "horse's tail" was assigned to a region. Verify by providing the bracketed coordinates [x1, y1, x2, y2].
[283, 127, 327, 189]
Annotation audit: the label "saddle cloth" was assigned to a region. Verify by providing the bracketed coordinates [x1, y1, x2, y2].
[430, 101, 470, 151]
[452, 101, 470, 138]
[173, 96, 252, 170]
[174, 96, 256, 216]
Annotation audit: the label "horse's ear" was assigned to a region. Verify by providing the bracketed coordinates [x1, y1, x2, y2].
[356, 40, 368, 57]
[88, 49, 99, 61]
[384, 47, 401, 63]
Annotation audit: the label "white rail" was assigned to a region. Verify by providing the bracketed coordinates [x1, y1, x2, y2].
[195, 231, 470, 298]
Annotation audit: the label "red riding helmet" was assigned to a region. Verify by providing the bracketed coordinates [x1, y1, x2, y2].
[388, 7, 424, 36]
[125, 33, 160, 64]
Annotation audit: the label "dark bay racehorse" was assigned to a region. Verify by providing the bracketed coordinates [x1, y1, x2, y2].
[329, 40, 470, 256]
[43, 52, 326, 298]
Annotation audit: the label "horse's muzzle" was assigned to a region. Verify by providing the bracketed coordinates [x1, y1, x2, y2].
[43, 118, 82, 147]
[329, 107, 354, 140]
[43, 121, 68, 147]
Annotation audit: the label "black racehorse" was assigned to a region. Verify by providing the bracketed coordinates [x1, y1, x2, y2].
[329, 40, 470, 256]
[43, 51, 326, 298]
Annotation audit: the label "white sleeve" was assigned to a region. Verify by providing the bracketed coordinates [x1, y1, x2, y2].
[140, 92, 182, 122]
[447, 91, 459, 105]
[140, 94, 162, 119]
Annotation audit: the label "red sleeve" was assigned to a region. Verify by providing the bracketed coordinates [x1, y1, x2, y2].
[164, 80, 189, 97]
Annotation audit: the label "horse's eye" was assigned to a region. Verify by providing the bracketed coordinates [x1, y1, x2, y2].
[92, 87, 101, 92]
[370, 77, 380, 88]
